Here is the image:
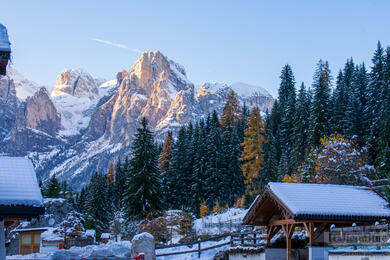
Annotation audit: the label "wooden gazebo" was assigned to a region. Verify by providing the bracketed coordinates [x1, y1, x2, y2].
[0, 24, 11, 76]
[0, 157, 45, 260]
[243, 182, 390, 260]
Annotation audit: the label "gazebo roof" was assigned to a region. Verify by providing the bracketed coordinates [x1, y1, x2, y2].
[244, 182, 390, 225]
[0, 157, 44, 218]
[0, 24, 11, 52]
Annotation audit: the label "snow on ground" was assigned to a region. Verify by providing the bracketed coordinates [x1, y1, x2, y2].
[7, 241, 131, 260]
[194, 208, 248, 235]
[157, 237, 230, 260]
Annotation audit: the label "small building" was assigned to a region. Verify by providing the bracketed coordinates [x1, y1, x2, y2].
[0, 24, 11, 75]
[0, 157, 45, 259]
[13, 227, 47, 255]
[243, 182, 390, 260]
[85, 229, 96, 243]
[100, 233, 111, 243]
[40, 227, 64, 253]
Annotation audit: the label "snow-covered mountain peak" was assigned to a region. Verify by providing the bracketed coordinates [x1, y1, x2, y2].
[52, 68, 100, 101]
[1, 51, 274, 190]
[230, 82, 272, 98]
[6, 66, 42, 100]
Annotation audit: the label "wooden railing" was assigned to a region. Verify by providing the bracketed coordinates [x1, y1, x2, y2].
[156, 231, 265, 258]
[328, 230, 390, 246]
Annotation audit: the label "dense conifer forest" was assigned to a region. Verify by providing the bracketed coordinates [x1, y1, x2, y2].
[42, 41, 390, 238]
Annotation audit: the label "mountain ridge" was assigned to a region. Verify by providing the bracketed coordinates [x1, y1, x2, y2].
[0, 51, 274, 190]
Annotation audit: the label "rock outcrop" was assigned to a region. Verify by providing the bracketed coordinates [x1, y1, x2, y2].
[53, 68, 100, 100]
[16, 87, 60, 136]
[0, 75, 18, 139]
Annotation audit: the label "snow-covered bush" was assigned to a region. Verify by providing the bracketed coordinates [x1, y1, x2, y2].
[300, 134, 375, 185]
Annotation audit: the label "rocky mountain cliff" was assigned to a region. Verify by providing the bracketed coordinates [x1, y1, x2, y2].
[0, 51, 274, 190]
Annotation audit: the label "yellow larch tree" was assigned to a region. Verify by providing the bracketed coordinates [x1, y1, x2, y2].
[158, 132, 173, 173]
[200, 200, 208, 217]
[106, 162, 114, 184]
[240, 107, 266, 195]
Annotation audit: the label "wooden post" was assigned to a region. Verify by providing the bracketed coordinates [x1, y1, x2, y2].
[198, 240, 201, 258]
[241, 233, 244, 245]
[0, 220, 5, 260]
[253, 232, 257, 246]
[230, 234, 234, 247]
[266, 226, 271, 246]
[282, 224, 295, 260]
[286, 235, 292, 260]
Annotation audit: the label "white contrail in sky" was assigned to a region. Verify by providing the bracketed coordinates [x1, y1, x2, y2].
[90, 38, 142, 54]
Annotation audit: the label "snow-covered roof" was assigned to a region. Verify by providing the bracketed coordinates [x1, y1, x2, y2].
[85, 229, 96, 237]
[244, 182, 390, 224]
[13, 227, 48, 233]
[0, 156, 43, 207]
[100, 233, 111, 239]
[269, 182, 390, 218]
[0, 24, 11, 52]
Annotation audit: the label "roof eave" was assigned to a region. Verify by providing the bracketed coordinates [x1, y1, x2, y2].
[295, 213, 390, 222]
[0, 205, 45, 219]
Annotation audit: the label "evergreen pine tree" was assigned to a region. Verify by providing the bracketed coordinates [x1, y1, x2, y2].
[310, 60, 332, 148]
[277, 65, 296, 175]
[292, 83, 311, 167]
[123, 117, 162, 219]
[262, 101, 281, 184]
[368, 41, 385, 164]
[85, 172, 109, 238]
[113, 158, 127, 210]
[220, 90, 241, 128]
[46, 174, 61, 198]
[204, 111, 223, 208]
[191, 120, 209, 214]
[332, 70, 348, 135]
[353, 63, 370, 147]
[376, 47, 390, 178]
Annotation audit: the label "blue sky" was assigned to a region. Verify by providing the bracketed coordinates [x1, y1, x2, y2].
[2, 0, 390, 97]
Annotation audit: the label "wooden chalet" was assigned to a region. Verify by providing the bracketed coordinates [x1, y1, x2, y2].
[13, 227, 47, 255]
[0, 157, 45, 260]
[0, 24, 11, 75]
[243, 182, 390, 260]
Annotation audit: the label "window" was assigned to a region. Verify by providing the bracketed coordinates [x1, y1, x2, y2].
[21, 234, 31, 245]
[34, 234, 40, 245]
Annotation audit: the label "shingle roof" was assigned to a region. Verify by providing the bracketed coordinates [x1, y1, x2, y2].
[0, 157, 43, 207]
[0, 24, 11, 52]
[268, 182, 390, 219]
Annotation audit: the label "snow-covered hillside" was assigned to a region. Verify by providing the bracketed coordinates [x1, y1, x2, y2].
[6, 67, 42, 100]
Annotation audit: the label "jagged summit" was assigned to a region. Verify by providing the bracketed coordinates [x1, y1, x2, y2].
[53, 68, 100, 101]
[0, 50, 274, 189]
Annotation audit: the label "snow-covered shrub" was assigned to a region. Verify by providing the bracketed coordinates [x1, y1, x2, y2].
[301, 134, 375, 185]
[140, 213, 169, 243]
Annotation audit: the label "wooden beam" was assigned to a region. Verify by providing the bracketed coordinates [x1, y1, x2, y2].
[303, 222, 315, 244]
[269, 219, 297, 226]
[312, 223, 329, 240]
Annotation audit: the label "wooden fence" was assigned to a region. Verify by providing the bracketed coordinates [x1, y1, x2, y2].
[156, 231, 265, 258]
